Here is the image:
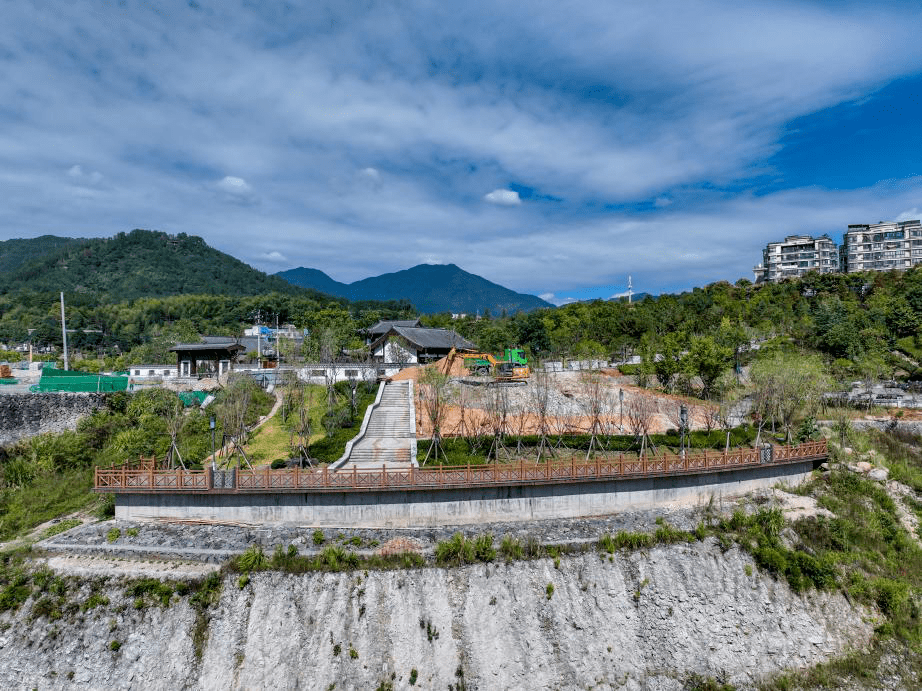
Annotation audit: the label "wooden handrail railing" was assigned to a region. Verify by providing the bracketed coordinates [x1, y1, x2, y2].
[94, 440, 827, 493]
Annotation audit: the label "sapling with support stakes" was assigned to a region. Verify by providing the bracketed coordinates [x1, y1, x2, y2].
[528, 369, 555, 462]
[626, 394, 657, 458]
[419, 367, 450, 465]
[485, 382, 509, 461]
[165, 397, 187, 470]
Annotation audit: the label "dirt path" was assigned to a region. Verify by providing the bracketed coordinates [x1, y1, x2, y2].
[39, 554, 219, 579]
[0, 511, 95, 553]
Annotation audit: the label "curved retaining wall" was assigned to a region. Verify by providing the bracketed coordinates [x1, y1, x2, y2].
[0, 392, 108, 447]
[115, 459, 816, 528]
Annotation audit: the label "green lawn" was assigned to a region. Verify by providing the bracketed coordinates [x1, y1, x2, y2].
[0, 468, 99, 541]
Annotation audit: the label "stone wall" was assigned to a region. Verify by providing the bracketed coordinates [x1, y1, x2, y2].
[0, 393, 108, 447]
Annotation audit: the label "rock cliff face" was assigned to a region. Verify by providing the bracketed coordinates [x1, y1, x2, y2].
[0, 540, 872, 690]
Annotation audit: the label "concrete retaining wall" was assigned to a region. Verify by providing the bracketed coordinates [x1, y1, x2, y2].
[0, 392, 108, 447]
[116, 460, 815, 528]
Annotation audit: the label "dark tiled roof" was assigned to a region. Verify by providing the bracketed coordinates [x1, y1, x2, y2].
[202, 335, 260, 352]
[169, 343, 246, 353]
[366, 319, 421, 334]
[387, 326, 476, 351]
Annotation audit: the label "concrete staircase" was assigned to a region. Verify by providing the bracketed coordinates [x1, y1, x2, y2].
[335, 380, 417, 470]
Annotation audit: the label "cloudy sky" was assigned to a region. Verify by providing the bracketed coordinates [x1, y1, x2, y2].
[2, 1, 921, 303]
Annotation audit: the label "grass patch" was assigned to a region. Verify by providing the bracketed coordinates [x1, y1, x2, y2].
[242, 414, 292, 467]
[0, 468, 96, 541]
[41, 518, 82, 539]
[228, 543, 425, 575]
[434, 533, 496, 566]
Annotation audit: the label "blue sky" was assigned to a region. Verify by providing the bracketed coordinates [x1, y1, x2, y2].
[1, 1, 921, 305]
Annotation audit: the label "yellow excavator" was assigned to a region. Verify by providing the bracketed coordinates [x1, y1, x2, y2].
[461, 348, 530, 381]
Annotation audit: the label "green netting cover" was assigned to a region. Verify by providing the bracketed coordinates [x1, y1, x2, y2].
[32, 369, 129, 392]
[178, 391, 208, 406]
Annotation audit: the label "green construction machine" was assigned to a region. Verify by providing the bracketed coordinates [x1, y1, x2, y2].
[462, 348, 530, 381]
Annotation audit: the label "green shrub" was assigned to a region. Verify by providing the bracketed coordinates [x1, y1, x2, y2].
[128, 578, 174, 607]
[500, 535, 524, 561]
[82, 593, 109, 611]
[97, 495, 115, 520]
[873, 578, 910, 617]
[105, 527, 120, 543]
[598, 531, 654, 552]
[31, 596, 62, 620]
[312, 529, 325, 546]
[753, 546, 787, 576]
[110, 640, 121, 651]
[0, 575, 31, 612]
[318, 545, 360, 571]
[472, 533, 496, 562]
[409, 668, 418, 685]
[237, 545, 269, 572]
[545, 583, 554, 600]
[435, 533, 475, 566]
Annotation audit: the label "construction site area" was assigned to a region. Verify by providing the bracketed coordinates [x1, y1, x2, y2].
[392, 351, 720, 442]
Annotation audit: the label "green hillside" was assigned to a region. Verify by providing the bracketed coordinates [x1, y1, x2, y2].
[0, 236, 85, 275]
[0, 229, 306, 300]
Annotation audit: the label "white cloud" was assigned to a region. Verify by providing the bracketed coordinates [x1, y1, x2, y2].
[260, 250, 288, 263]
[217, 176, 252, 194]
[654, 196, 672, 208]
[484, 189, 521, 206]
[539, 293, 576, 306]
[360, 167, 380, 181]
[896, 208, 921, 222]
[66, 164, 103, 185]
[215, 176, 257, 204]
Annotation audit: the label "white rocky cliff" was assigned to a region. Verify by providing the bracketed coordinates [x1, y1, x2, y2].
[0, 538, 872, 690]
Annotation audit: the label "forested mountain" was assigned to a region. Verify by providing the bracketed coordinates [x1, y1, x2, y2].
[0, 230, 307, 300]
[276, 263, 552, 314]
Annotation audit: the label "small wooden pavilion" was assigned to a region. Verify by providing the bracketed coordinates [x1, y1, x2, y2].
[170, 342, 246, 377]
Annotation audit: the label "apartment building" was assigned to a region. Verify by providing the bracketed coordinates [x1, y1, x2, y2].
[840, 220, 922, 273]
[753, 234, 839, 283]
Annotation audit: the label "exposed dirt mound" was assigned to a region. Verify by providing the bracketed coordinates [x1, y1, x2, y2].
[391, 352, 468, 381]
[375, 537, 424, 555]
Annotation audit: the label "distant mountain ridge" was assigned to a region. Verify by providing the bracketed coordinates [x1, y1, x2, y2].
[276, 264, 552, 314]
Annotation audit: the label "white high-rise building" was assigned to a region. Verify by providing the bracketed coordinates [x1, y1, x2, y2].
[841, 220, 922, 273]
[753, 234, 839, 284]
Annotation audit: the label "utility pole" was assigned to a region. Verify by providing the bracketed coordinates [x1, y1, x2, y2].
[619, 388, 624, 434]
[60, 292, 69, 370]
[210, 416, 216, 472]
